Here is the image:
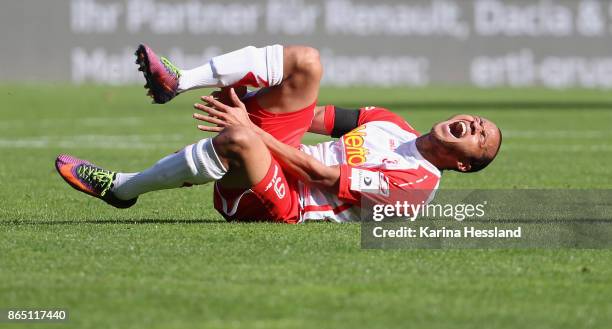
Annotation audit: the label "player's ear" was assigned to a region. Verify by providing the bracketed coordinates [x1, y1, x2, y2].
[456, 160, 471, 172]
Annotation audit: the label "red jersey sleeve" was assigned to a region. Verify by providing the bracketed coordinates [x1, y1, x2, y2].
[337, 164, 440, 206]
[357, 107, 420, 135]
[323, 105, 336, 135]
[322, 105, 420, 136]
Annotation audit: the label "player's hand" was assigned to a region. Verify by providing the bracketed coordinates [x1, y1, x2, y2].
[193, 87, 254, 133]
[209, 86, 247, 105]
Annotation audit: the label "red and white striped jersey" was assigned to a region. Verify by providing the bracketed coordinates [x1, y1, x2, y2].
[298, 106, 441, 222]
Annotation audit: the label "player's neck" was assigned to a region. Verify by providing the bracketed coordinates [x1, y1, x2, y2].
[415, 134, 450, 170]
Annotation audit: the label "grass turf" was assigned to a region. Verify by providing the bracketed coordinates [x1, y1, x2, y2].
[1, 85, 612, 328]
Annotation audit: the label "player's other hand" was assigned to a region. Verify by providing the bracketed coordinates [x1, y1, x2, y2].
[209, 86, 247, 105]
[193, 87, 254, 133]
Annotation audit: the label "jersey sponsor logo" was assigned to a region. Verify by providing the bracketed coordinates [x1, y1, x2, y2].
[343, 125, 368, 166]
[350, 168, 390, 197]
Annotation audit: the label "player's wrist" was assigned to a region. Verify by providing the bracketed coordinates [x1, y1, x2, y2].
[250, 124, 265, 135]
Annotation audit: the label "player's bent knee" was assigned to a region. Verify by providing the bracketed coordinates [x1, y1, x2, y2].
[215, 127, 260, 158]
[298, 47, 322, 77]
[287, 46, 322, 80]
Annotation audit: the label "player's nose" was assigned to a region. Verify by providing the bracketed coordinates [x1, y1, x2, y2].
[470, 120, 477, 135]
[472, 117, 484, 134]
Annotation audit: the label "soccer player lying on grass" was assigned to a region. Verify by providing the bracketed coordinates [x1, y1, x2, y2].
[55, 44, 502, 223]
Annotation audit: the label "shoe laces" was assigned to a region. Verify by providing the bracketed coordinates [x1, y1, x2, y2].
[77, 165, 115, 197]
[160, 57, 181, 79]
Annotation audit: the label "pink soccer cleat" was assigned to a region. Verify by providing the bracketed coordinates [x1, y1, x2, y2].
[135, 44, 181, 104]
[55, 154, 137, 209]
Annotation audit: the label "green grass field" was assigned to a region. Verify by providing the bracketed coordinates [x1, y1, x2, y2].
[1, 85, 612, 328]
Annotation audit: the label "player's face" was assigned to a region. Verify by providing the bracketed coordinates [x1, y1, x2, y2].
[431, 114, 501, 171]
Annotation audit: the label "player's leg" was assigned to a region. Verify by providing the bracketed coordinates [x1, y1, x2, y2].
[55, 127, 271, 207]
[135, 44, 322, 110]
[236, 46, 323, 147]
[211, 128, 298, 223]
[253, 45, 322, 114]
[136, 44, 283, 104]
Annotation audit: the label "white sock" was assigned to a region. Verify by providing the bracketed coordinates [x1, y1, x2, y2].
[178, 45, 284, 92]
[111, 138, 227, 200]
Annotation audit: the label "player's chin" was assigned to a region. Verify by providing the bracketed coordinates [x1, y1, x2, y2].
[433, 125, 465, 150]
[431, 123, 450, 141]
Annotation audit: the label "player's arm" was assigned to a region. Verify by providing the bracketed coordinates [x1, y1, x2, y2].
[194, 88, 340, 189]
[256, 128, 340, 188]
[308, 105, 361, 137]
[336, 166, 440, 206]
[309, 105, 417, 136]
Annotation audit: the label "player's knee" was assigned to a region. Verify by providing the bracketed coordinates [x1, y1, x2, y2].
[216, 126, 258, 157]
[290, 46, 322, 79]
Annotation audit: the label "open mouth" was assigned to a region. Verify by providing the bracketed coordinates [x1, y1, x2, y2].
[448, 121, 467, 138]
